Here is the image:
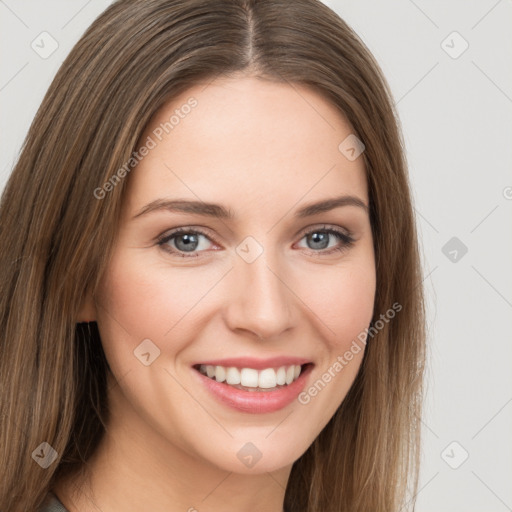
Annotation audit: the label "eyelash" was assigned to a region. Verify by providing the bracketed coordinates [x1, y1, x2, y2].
[157, 225, 355, 259]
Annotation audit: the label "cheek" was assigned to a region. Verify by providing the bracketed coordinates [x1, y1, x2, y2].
[95, 249, 230, 371]
[291, 255, 375, 435]
[295, 256, 376, 349]
[98, 251, 197, 337]
[94, 251, 175, 372]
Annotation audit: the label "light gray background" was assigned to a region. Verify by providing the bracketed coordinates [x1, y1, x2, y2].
[1, 1, 511, 510]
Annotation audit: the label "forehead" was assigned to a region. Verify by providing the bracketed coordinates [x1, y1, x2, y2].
[125, 76, 368, 217]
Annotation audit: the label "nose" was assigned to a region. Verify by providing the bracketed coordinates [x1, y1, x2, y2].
[223, 251, 298, 340]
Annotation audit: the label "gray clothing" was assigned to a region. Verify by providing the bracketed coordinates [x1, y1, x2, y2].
[38, 492, 69, 512]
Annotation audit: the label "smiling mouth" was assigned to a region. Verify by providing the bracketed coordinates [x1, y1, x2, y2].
[193, 363, 313, 392]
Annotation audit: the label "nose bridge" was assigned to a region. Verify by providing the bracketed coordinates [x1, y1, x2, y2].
[225, 242, 296, 339]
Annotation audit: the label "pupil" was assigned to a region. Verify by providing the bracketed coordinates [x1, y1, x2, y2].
[176, 234, 198, 252]
[309, 232, 328, 250]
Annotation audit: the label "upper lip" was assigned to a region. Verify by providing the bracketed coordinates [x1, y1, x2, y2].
[192, 356, 313, 370]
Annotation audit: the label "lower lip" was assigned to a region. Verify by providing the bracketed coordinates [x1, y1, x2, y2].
[193, 364, 313, 414]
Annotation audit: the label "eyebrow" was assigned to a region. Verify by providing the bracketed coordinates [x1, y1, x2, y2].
[132, 194, 369, 220]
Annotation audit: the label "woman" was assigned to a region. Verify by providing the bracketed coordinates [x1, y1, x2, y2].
[0, 0, 426, 511]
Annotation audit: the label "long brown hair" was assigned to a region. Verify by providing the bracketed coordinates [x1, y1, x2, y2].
[0, 1, 426, 510]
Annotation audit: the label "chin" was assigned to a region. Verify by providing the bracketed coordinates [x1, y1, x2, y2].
[191, 432, 313, 476]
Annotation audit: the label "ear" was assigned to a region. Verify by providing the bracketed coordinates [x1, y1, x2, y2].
[76, 289, 97, 323]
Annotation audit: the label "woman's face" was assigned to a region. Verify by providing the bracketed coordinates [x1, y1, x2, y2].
[92, 76, 375, 474]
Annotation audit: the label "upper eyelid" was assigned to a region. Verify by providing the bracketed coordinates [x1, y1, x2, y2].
[158, 223, 351, 240]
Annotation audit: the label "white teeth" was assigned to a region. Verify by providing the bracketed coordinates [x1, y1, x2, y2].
[225, 367, 241, 385]
[285, 366, 295, 385]
[258, 368, 277, 388]
[215, 365, 226, 383]
[198, 364, 304, 389]
[241, 368, 259, 387]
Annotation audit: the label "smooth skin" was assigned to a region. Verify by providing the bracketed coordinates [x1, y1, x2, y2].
[56, 76, 376, 512]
